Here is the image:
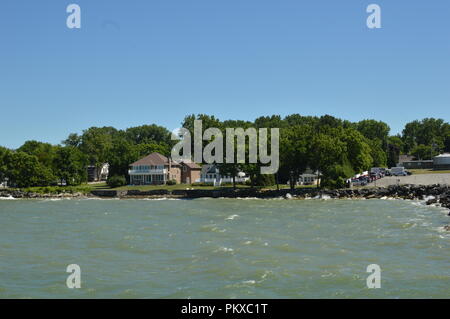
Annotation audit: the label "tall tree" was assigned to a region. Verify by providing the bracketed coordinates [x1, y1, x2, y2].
[79, 127, 117, 180]
[53, 146, 88, 185]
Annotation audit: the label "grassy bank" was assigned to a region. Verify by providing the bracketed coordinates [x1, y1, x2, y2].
[3, 182, 316, 195]
[12, 184, 95, 194]
[408, 169, 450, 175]
[95, 183, 314, 192]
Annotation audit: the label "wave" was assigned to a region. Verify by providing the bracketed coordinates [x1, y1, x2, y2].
[138, 197, 181, 201]
[313, 194, 331, 200]
[0, 196, 16, 200]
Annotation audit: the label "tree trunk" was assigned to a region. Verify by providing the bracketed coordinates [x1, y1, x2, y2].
[96, 164, 102, 181]
[317, 170, 320, 189]
[233, 175, 236, 190]
[289, 171, 294, 191]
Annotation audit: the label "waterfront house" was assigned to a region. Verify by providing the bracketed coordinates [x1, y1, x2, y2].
[200, 164, 249, 186]
[297, 168, 321, 186]
[180, 161, 201, 184]
[87, 163, 109, 182]
[129, 153, 181, 185]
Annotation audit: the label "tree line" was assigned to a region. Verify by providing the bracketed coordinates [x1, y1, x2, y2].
[0, 115, 449, 189]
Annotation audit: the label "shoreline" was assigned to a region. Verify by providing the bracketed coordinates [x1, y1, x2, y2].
[2, 184, 450, 230]
[1, 184, 450, 209]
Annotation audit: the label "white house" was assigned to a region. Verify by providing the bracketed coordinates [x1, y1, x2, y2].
[87, 163, 109, 182]
[297, 169, 321, 186]
[0, 178, 8, 188]
[200, 164, 249, 186]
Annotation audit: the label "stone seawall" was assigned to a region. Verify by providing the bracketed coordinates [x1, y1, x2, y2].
[90, 185, 450, 211]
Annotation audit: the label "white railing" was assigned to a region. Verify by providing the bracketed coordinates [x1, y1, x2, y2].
[200, 177, 249, 184]
[128, 169, 166, 175]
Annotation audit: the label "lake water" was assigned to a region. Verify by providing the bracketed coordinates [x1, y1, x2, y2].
[0, 197, 449, 298]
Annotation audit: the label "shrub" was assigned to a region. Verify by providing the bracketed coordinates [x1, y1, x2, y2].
[166, 179, 177, 185]
[107, 175, 127, 188]
[192, 182, 211, 187]
[253, 174, 276, 187]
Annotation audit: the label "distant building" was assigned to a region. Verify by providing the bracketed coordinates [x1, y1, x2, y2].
[200, 164, 249, 186]
[87, 163, 109, 182]
[397, 154, 415, 167]
[401, 160, 433, 170]
[0, 178, 8, 188]
[297, 168, 321, 186]
[128, 153, 181, 185]
[433, 153, 450, 170]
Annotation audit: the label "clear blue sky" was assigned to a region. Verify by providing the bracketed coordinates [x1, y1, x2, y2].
[1, 1, 449, 149]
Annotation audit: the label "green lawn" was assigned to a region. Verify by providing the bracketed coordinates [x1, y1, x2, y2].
[408, 169, 450, 175]
[12, 182, 316, 194]
[17, 184, 95, 194]
[96, 183, 315, 192]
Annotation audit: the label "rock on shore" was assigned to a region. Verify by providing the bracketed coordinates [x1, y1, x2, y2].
[0, 189, 86, 199]
[2, 184, 450, 211]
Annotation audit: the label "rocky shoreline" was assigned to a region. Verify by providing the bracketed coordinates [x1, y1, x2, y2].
[2, 184, 449, 229]
[0, 184, 449, 208]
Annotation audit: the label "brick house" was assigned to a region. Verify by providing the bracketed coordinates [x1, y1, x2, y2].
[180, 161, 201, 184]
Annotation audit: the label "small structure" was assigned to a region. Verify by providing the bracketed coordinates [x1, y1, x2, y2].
[401, 160, 433, 170]
[397, 154, 415, 167]
[128, 153, 181, 185]
[433, 153, 450, 170]
[0, 177, 8, 188]
[297, 169, 321, 186]
[87, 163, 109, 182]
[297, 168, 320, 185]
[199, 164, 249, 186]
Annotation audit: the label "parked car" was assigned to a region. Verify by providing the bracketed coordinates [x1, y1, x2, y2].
[352, 177, 368, 186]
[391, 167, 407, 176]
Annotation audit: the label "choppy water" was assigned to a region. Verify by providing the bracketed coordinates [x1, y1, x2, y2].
[0, 198, 449, 298]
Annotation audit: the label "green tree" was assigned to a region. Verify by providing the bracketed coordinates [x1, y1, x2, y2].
[107, 138, 140, 179]
[387, 135, 403, 168]
[17, 140, 56, 169]
[4, 151, 54, 188]
[309, 133, 347, 188]
[63, 133, 82, 147]
[125, 124, 173, 145]
[355, 120, 390, 144]
[79, 127, 117, 180]
[280, 125, 312, 190]
[341, 128, 373, 173]
[53, 146, 88, 185]
[410, 144, 437, 160]
[402, 118, 448, 153]
[0, 146, 11, 183]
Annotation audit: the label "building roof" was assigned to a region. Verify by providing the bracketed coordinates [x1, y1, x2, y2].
[398, 154, 415, 163]
[130, 152, 180, 167]
[435, 153, 450, 158]
[181, 161, 201, 169]
[201, 164, 219, 175]
[403, 160, 433, 163]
